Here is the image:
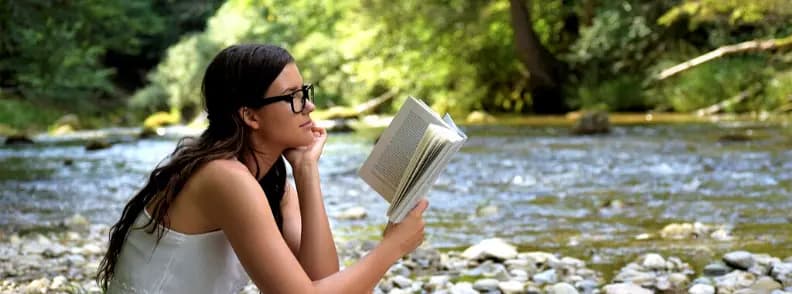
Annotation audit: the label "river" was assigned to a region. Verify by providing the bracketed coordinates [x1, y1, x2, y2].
[1, 121, 790, 274]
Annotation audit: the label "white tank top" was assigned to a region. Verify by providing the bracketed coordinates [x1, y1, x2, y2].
[108, 210, 251, 293]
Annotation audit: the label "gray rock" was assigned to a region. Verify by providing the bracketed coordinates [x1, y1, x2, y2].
[561, 257, 586, 269]
[749, 264, 772, 276]
[79, 244, 103, 256]
[510, 269, 530, 282]
[519, 252, 559, 267]
[391, 276, 413, 289]
[656, 276, 671, 291]
[426, 275, 451, 291]
[49, 275, 67, 290]
[65, 214, 90, 228]
[465, 260, 511, 281]
[337, 207, 367, 220]
[65, 254, 86, 265]
[715, 270, 756, 292]
[525, 284, 543, 294]
[498, 281, 525, 294]
[692, 277, 714, 285]
[387, 263, 411, 277]
[724, 251, 755, 270]
[669, 273, 690, 289]
[642, 254, 667, 270]
[571, 111, 610, 135]
[703, 263, 731, 276]
[476, 205, 499, 217]
[533, 269, 558, 285]
[755, 254, 782, 268]
[548, 282, 579, 294]
[462, 238, 518, 261]
[751, 276, 783, 292]
[473, 279, 499, 292]
[575, 280, 599, 294]
[4, 134, 34, 145]
[771, 262, 792, 288]
[603, 283, 652, 294]
[613, 269, 656, 286]
[688, 284, 715, 294]
[43, 244, 68, 258]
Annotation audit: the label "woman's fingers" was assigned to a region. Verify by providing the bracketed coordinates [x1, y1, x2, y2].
[410, 198, 429, 217]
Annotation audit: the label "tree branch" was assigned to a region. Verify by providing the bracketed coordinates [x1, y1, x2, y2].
[656, 35, 792, 81]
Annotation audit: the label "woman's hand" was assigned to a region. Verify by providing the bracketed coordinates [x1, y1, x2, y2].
[382, 199, 428, 256]
[284, 126, 327, 169]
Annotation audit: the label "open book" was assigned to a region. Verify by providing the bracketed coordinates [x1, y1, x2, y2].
[358, 96, 467, 223]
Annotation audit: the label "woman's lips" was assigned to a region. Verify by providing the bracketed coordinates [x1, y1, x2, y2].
[299, 120, 314, 128]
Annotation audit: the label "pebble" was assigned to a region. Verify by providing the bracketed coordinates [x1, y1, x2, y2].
[603, 282, 652, 294]
[391, 276, 412, 289]
[462, 238, 518, 261]
[533, 269, 558, 285]
[703, 263, 730, 276]
[473, 278, 499, 292]
[2, 220, 790, 294]
[450, 282, 478, 294]
[751, 276, 783, 292]
[642, 253, 667, 270]
[498, 280, 524, 294]
[772, 262, 792, 288]
[689, 284, 715, 294]
[337, 206, 367, 220]
[724, 251, 755, 270]
[547, 282, 579, 294]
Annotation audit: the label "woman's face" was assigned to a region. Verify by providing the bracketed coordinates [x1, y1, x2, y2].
[253, 63, 316, 148]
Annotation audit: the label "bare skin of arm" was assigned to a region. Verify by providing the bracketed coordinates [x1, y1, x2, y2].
[280, 183, 301, 255]
[194, 160, 428, 294]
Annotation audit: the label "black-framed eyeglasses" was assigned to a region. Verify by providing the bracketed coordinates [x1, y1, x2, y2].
[246, 84, 314, 113]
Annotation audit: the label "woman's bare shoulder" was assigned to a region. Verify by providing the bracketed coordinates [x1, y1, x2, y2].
[191, 159, 256, 191]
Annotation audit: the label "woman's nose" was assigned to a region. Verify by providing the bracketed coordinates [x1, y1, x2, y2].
[303, 99, 315, 114]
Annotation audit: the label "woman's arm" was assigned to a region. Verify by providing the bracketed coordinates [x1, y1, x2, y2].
[280, 182, 301, 255]
[194, 160, 427, 293]
[291, 162, 338, 279]
[283, 126, 338, 279]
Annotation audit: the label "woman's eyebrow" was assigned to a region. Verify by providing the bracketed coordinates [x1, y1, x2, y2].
[281, 86, 300, 94]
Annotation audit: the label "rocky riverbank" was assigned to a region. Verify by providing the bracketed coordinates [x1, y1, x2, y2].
[1, 218, 790, 294]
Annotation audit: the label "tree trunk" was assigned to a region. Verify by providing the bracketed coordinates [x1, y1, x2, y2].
[509, 0, 568, 114]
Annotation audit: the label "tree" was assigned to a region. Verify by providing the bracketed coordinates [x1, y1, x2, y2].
[509, 0, 568, 113]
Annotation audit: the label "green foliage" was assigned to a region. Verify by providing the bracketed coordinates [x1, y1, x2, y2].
[0, 1, 163, 105]
[654, 56, 769, 112]
[135, 0, 592, 117]
[5, 0, 792, 130]
[761, 68, 792, 112]
[0, 96, 62, 133]
[569, 1, 661, 74]
[573, 75, 647, 111]
[658, 0, 792, 46]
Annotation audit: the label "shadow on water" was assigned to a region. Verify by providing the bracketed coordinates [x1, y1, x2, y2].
[1, 119, 791, 273]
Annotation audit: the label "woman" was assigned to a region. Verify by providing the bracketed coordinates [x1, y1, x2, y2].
[97, 44, 428, 293]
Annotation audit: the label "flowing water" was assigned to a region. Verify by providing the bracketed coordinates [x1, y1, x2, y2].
[1, 122, 791, 275]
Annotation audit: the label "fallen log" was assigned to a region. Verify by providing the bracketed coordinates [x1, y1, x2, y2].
[656, 35, 792, 81]
[694, 84, 761, 116]
[319, 91, 396, 120]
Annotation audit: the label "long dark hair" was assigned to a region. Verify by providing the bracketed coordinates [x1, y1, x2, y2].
[97, 44, 295, 291]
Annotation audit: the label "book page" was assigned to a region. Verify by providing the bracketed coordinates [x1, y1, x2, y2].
[388, 125, 465, 222]
[388, 127, 442, 216]
[358, 97, 450, 202]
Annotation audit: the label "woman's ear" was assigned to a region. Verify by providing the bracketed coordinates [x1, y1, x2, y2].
[239, 107, 260, 129]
